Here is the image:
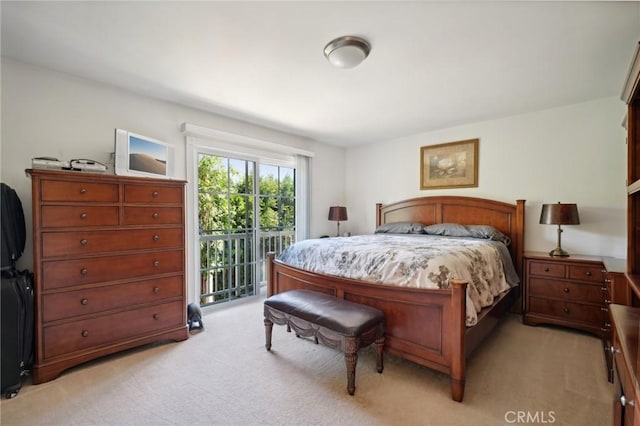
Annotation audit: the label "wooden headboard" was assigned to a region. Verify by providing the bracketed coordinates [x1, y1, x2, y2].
[376, 196, 526, 279]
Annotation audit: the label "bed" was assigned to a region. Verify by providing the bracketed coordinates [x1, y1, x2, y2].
[267, 196, 525, 402]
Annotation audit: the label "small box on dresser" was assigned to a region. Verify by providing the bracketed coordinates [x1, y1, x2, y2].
[27, 169, 189, 384]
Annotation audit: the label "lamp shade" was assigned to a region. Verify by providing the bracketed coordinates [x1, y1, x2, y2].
[328, 206, 348, 221]
[539, 203, 580, 225]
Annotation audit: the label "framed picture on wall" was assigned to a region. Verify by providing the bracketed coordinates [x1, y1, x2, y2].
[420, 139, 478, 190]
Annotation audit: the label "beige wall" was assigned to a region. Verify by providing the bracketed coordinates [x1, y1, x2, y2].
[2, 57, 628, 274]
[0, 59, 346, 277]
[345, 97, 627, 258]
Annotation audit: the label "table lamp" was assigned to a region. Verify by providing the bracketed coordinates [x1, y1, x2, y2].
[539, 202, 580, 257]
[328, 206, 348, 237]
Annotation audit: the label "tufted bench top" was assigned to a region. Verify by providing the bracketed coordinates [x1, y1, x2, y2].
[264, 289, 384, 337]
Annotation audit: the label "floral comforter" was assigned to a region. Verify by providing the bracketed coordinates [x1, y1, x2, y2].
[276, 234, 519, 326]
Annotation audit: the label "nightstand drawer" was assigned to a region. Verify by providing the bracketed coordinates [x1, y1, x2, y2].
[529, 297, 603, 325]
[528, 277, 605, 304]
[529, 261, 565, 278]
[568, 264, 604, 283]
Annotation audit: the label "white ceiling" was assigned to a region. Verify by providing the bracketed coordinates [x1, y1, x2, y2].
[2, 1, 639, 147]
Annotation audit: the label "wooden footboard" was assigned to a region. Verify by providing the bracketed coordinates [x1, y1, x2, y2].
[267, 252, 470, 401]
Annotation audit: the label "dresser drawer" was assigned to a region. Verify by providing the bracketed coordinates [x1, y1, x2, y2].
[42, 276, 184, 322]
[41, 180, 119, 202]
[42, 228, 183, 257]
[528, 277, 605, 304]
[614, 337, 637, 426]
[124, 184, 183, 204]
[43, 300, 184, 359]
[568, 264, 604, 283]
[528, 297, 604, 325]
[529, 261, 565, 278]
[122, 207, 182, 225]
[42, 250, 183, 289]
[41, 206, 119, 228]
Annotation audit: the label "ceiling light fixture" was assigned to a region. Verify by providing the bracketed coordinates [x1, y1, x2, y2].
[323, 36, 370, 69]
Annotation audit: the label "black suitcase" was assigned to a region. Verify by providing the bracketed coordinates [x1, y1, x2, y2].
[0, 269, 34, 398]
[1, 181, 33, 398]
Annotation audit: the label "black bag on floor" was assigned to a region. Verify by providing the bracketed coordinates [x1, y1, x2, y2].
[1, 269, 34, 398]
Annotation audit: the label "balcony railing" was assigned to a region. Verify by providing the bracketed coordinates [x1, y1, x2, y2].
[199, 229, 295, 306]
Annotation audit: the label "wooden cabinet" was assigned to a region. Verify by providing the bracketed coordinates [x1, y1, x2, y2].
[523, 252, 609, 337]
[27, 169, 188, 384]
[610, 304, 640, 426]
[624, 41, 640, 294]
[607, 40, 640, 426]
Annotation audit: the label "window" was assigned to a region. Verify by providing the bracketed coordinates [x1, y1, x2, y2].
[184, 124, 312, 307]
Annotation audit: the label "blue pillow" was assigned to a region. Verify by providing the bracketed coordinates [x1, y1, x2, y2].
[423, 223, 511, 245]
[375, 221, 425, 234]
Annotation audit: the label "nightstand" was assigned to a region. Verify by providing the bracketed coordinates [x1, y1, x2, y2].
[523, 252, 610, 337]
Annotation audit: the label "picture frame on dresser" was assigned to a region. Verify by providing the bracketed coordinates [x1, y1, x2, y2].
[114, 128, 175, 179]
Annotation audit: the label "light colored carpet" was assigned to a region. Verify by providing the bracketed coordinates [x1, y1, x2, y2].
[0, 295, 611, 426]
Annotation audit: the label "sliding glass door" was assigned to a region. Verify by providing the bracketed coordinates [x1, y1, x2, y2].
[197, 153, 295, 306]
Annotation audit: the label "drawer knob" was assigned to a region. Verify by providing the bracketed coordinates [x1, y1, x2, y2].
[153, 314, 160, 320]
[152, 212, 159, 219]
[153, 287, 160, 294]
[563, 307, 570, 314]
[153, 235, 160, 242]
[79, 188, 87, 194]
[620, 395, 634, 407]
[152, 191, 159, 198]
[585, 271, 592, 277]
[153, 260, 160, 267]
[81, 298, 89, 305]
[80, 268, 88, 276]
[81, 330, 89, 338]
[609, 345, 620, 354]
[80, 239, 88, 246]
[80, 213, 88, 220]
[544, 267, 550, 272]
[604, 279, 612, 283]
[601, 307, 609, 313]
[601, 286, 608, 292]
[563, 287, 569, 293]
[604, 299, 611, 304]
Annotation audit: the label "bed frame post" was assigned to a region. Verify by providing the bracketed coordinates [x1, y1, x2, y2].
[266, 252, 276, 297]
[515, 200, 526, 280]
[450, 279, 467, 402]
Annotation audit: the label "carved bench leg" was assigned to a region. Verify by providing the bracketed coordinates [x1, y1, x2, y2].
[264, 318, 273, 351]
[375, 335, 384, 374]
[345, 351, 358, 396]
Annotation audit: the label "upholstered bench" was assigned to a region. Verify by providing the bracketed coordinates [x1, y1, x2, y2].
[263, 289, 385, 395]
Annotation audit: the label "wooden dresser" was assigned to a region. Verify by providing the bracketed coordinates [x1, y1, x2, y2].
[27, 169, 188, 384]
[523, 252, 610, 338]
[610, 304, 640, 426]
